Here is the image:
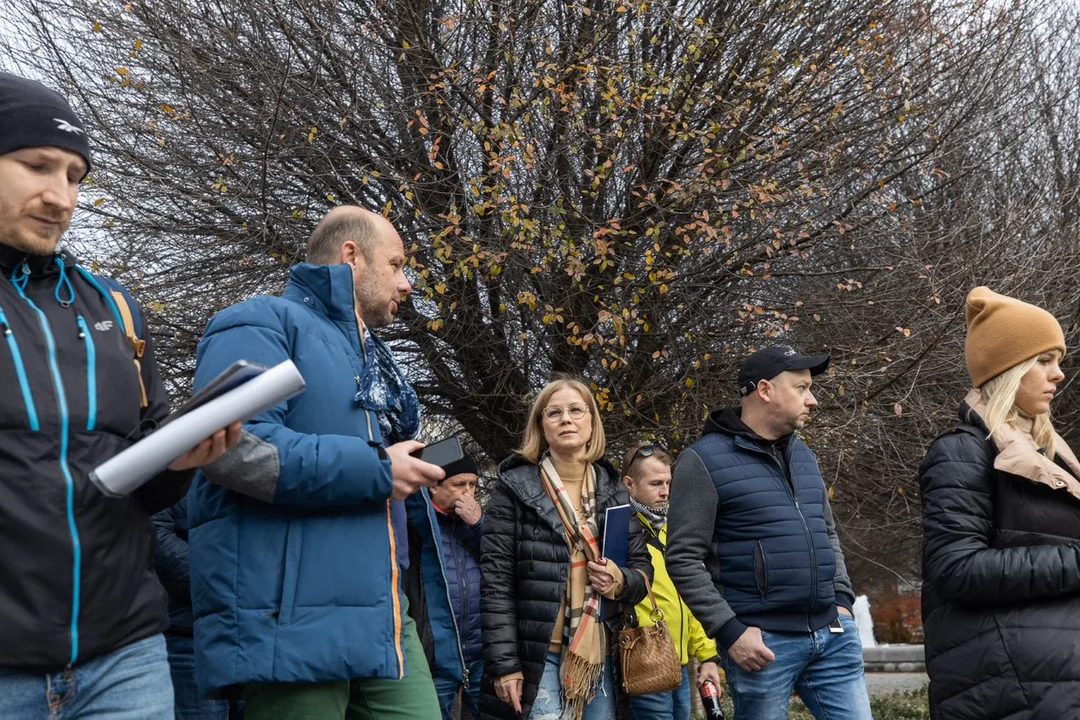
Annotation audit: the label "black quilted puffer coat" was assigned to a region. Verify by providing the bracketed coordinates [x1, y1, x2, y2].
[920, 402, 1080, 720]
[479, 455, 652, 719]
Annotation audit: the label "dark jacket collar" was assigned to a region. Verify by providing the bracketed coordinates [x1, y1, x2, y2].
[0, 243, 77, 277]
[497, 454, 620, 534]
[703, 407, 793, 454]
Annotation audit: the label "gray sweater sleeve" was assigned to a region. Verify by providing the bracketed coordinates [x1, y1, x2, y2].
[666, 447, 748, 649]
[823, 491, 855, 611]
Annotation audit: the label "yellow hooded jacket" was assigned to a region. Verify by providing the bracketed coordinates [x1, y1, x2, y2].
[632, 514, 720, 667]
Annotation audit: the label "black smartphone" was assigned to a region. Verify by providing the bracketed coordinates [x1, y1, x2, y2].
[410, 436, 471, 477]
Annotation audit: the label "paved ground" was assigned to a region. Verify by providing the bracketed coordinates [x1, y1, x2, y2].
[866, 672, 930, 697]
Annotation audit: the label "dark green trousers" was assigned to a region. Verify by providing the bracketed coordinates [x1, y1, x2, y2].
[242, 605, 439, 720]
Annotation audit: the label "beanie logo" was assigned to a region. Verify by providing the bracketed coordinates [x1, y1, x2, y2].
[54, 118, 84, 135]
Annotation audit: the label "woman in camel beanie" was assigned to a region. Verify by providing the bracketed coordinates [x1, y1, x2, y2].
[965, 286, 1066, 388]
[920, 287, 1080, 718]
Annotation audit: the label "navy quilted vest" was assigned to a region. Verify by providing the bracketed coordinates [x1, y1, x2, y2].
[691, 430, 837, 632]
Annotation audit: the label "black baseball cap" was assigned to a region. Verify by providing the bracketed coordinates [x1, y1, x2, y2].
[738, 345, 830, 396]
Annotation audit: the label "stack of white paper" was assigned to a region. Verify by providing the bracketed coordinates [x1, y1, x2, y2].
[90, 359, 307, 497]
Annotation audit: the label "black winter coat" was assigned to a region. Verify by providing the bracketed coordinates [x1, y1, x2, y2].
[920, 402, 1080, 719]
[479, 455, 652, 719]
[152, 498, 194, 634]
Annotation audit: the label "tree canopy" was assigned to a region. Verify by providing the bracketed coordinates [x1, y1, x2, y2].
[6, 0, 1080, 585]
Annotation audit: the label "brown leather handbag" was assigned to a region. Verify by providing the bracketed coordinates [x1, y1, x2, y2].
[618, 569, 683, 696]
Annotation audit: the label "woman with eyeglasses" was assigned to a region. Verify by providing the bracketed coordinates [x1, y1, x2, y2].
[479, 378, 652, 720]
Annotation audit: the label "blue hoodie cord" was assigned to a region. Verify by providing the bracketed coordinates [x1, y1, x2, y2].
[54, 258, 75, 308]
[10, 262, 29, 292]
[9, 260, 77, 309]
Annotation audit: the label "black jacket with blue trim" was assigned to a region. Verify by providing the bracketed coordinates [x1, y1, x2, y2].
[0, 245, 190, 671]
[667, 408, 854, 650]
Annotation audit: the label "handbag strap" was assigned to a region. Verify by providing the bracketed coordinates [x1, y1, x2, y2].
[633, 568, 664, 623]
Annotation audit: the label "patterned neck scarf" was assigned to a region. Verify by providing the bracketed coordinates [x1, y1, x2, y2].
[539, 456, 606, 720]
[353, 326, 420, 443]
[629, 496, 668, 534]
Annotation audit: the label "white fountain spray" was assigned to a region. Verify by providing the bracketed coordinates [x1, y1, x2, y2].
[853, 594, 877, 648]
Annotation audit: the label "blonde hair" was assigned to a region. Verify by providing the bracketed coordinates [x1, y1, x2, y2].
[978, 354, 1058, 459]
[517, 378, 606, 464]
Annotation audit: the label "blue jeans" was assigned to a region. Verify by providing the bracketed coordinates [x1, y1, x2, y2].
[720, 614, 872, 720]
[529, 652, 615, 720]
[166, 634, 229, 720]
[628, 664, 690, 719]
[433, 658, 483, 720]
[0, 633, 174, 719]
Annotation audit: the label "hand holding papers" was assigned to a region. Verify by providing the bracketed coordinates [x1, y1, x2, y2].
[90, 359, 307, 497]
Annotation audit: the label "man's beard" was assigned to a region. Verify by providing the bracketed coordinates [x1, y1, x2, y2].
[0, 199, 65, 254]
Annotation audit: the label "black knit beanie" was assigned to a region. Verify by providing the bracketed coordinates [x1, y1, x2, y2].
[0, 72, 91, 176]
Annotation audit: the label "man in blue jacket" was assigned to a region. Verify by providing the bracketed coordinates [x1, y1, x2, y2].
[666, 346, 871, 720]
[187, 206, 445, 718]
[404, 457, 484, 720]
[0, 72, 239, 718]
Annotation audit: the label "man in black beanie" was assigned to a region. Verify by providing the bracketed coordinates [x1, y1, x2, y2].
[0, 72, 241, 718]
[404, 454, 486, 720]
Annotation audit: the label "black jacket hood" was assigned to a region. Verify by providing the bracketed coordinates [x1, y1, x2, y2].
[704, 407, 767, 440]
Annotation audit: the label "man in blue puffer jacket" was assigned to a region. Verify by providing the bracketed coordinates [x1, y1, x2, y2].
[404, 457, 484, 720]
[667, 346, 871, 720]
[187, 206, 446, 719]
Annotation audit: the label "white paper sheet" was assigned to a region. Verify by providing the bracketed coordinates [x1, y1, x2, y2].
[90, 359, 307, 497]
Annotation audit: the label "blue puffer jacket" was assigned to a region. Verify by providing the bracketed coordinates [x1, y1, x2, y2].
[187, 262, 418, 697]
[436, 509, 482, 663]
[403, 490, 483, 683]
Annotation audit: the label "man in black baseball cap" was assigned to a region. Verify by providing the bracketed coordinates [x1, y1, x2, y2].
[737, 345, 830, 397]
[666, 345, 872, 720]
[0, 72, 241, 718]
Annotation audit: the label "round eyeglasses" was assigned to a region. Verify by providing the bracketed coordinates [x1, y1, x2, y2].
[542, 404, 589, 422]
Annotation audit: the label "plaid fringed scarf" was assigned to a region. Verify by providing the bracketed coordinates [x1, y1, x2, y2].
[539, 456, 606, 720]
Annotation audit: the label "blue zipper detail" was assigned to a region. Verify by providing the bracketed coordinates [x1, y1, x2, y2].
[0, 304, 40, 431]
[77, 315, 97, 430]
[11, 285, 82, 664]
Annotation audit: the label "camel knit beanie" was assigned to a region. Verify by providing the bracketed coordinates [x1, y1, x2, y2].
[965, 286, 1066, 388]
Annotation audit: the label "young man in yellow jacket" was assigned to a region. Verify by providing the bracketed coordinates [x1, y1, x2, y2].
[622, 444, 723, 719]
